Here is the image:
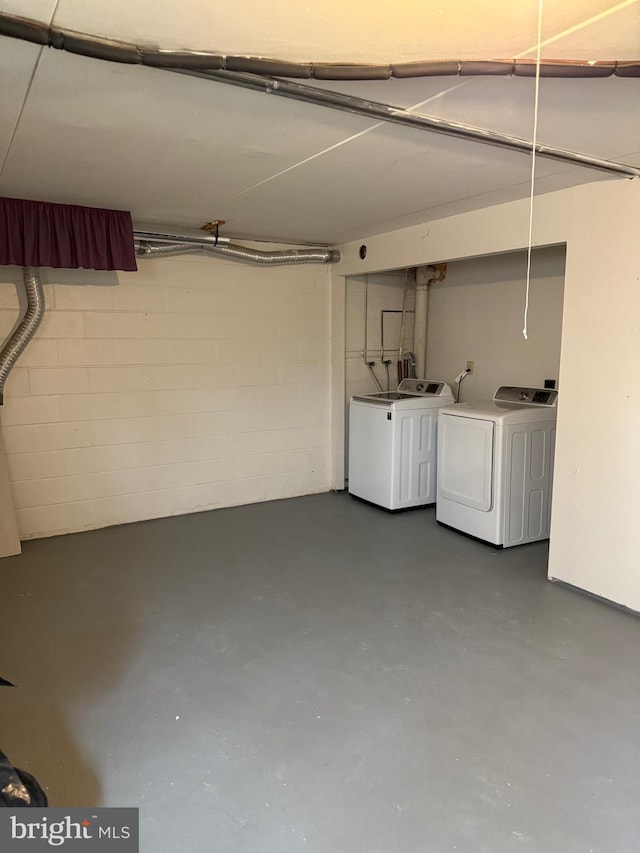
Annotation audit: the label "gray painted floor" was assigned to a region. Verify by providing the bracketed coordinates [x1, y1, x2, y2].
[1, 492, 639, 853]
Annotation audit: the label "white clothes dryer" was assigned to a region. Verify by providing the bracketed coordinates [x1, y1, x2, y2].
[436, 386, 558, 547]
[348, 378, 454, 510]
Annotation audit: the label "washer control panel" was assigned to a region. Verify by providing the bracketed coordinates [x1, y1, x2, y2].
[398, 379, 450, 396]
[494, 386, 558, 406]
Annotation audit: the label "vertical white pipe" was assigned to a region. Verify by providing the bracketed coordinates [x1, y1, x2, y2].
[414, 283, 428, 380]
[414, 265, 435, 380]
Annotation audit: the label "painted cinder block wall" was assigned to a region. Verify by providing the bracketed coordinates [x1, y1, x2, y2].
[0, 253, 332, 539]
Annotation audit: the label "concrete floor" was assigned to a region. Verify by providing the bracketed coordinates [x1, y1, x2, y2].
[0, 492, 638, 853]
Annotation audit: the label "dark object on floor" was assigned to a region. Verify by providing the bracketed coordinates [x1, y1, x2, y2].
[0, 749, 47, 807]
[0, 677, 14, 687]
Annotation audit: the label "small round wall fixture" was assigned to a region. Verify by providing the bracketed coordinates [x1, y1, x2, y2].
[359, 244, 367, 260]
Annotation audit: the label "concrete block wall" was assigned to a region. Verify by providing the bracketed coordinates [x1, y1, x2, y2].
[0, 254, 331, 540]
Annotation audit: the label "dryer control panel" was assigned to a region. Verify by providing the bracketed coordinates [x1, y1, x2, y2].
[494, 386, 558, 406]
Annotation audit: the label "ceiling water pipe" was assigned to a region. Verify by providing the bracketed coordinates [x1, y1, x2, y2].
[413, 264, 446, 380]
[0, 267, 45, 406]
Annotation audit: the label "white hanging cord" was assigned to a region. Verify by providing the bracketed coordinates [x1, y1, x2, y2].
[523, 0, 544, 341]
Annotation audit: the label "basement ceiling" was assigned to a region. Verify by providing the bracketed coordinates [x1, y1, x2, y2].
[0, 0, 638, 245]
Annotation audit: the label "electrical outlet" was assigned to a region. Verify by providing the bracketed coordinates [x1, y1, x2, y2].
[466, 360, 474, 375]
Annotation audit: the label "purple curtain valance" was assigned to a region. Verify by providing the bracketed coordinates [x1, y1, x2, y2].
[0, 196, 137, 271]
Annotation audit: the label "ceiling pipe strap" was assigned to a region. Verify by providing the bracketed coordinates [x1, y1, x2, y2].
[1, 12, 638, 80]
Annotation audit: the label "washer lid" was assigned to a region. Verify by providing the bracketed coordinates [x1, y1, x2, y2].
[352, 391, 417, 403]
[352, 391, 454, 408]
[352, 378, 454, 407]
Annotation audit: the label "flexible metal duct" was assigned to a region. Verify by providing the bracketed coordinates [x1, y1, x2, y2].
[134, 239, 340, 265]
[0, 267, 45, 405]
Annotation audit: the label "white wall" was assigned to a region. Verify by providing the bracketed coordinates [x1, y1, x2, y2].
[345, 272, 414, 402]
[333, 179, 640, 612]
[549, 197, 640, 611]
[0, 253, 331, 539]
[426, 247, 565, 402]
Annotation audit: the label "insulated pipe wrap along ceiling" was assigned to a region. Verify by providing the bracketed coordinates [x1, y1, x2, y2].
[1, 12, 639, 79]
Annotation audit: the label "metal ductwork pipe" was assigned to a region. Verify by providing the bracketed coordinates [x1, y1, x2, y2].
[0, 267, 45, 406]
[134, 239, 340, 265]
[187, 70, 640, 179]
[134, 228, 233, 247]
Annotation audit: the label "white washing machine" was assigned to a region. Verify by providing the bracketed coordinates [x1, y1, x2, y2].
[436, 386, 558, 547]
[348, 378, 454, 510]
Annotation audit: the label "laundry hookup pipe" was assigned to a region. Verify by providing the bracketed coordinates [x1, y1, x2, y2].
[0, 267, 45, 405]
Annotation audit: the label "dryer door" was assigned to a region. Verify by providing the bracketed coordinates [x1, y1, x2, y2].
[438, 415, 494, 511]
